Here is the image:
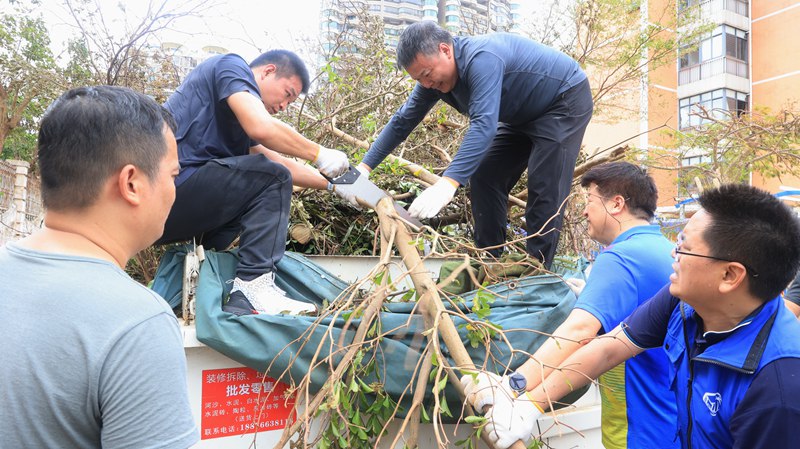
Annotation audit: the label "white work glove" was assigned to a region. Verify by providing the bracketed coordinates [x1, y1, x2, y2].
[408, 178, 458, 219]
[485, 390, 543, 449]
[314, 146, 349, 178]
[459, 372, 507, 412]
[327, 182, 361, 209]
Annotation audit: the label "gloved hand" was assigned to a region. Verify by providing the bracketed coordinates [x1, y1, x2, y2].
[314, 146, 349, 178]
[409, 178, 458, 219]
[327, 182, 361, 209]
[485, 390, 544, 449]
[459, 372, 506, 412]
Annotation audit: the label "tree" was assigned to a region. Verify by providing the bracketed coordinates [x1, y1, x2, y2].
[649, 107, 800, 196]
[524, 0, 710, 121]
[283, 6, 474, 256]
[60, 0, 216, 96]
[0, 2, 61, 160]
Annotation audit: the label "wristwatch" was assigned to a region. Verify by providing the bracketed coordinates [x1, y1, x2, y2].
[508, 372, 527, 397]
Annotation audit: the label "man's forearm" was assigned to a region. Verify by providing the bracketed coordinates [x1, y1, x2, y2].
[529, 326, 641, 411]
[228, 91, 320, 161]
[517, 336, 584, 391]
[253, 146, 327, 189]
[255, 120, 320, 162]
[517, 310, 602, 391]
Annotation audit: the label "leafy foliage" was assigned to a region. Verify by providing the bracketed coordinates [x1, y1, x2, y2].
[283, 7, 475, 255]
[648, 107, 800, 196]
[0, 3, 61, 161]
[315, 349, 399, 449]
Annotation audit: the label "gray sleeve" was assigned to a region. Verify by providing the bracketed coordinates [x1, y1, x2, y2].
[99, 312, 198, 449]
[361, 84, 439, 169]
[784, 269, 800, 306]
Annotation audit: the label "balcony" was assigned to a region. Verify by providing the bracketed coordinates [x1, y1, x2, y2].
[684, 0, 748, 18]
[679, 56, 748, 85]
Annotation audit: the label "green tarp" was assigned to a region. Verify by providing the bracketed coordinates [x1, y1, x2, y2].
[152, 245, 586, 408]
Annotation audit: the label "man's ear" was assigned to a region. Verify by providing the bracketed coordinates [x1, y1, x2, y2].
[261, 64, 276, 78]
[719, 263, 748, 294]
[608, 194, 626, 214]
[440, 42, 452, 58]
[117, 164, 143, 206]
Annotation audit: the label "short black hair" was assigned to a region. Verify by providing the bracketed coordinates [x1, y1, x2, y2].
[396, 21, 454, 69]
[580, 161, 658, 220]
[38, 86, 174, 211]
[698, 184, 800, 301]
[250, 49, 310, 94]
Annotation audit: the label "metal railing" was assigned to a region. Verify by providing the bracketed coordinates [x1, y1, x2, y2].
[679, 56, 748, 85]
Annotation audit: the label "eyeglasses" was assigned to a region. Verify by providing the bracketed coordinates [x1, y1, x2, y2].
[674, 233, 759, 278]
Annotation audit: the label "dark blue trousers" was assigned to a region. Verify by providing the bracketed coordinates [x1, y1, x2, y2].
[470, 79, 593, 267]
[157, 154, 291, 281]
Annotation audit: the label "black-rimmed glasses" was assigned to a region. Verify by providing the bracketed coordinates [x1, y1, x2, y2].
[674, 233, 759, 278]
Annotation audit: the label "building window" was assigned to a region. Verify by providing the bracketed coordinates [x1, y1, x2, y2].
[424, 10, 437, 17]
[679, 0, 749, 17]
[399, 7, 422, 17]
[679, 25, 748, 84]
[681, 154, 712, 167]
[726, 28, 747, 61]
[679, 89, 748, 129]
[321, 21, 340, 31]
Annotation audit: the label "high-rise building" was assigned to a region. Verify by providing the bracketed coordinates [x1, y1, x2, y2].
[320, 0, 521, 53]
[585, 1, 800, 214]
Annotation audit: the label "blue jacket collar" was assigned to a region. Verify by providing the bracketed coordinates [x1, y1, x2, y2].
[681, 298, 780, 374]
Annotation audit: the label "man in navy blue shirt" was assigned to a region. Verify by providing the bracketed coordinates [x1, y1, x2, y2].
[358, 21, 593, 267]
[158, 50, 354, 315]
[465, 184, 800, 449]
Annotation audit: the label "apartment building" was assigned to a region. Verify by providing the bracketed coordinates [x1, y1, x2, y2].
[636, 0, 800, 213]
[320, 0, 521, 53]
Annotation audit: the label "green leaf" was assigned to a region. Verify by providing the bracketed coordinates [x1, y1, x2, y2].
[331, 420, 341, 437]
[420, 406, 430, 423]
[358, 378, 375, 394]
[434, 376, 448, 394]
[440, 395, 452, 417]
[464, 415, 486, 424]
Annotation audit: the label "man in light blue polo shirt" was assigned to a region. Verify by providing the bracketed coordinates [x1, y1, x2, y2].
[358, 21, 593, 268]
[462, 162, 677, 449]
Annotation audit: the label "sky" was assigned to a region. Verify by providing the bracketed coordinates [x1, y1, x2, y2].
[13, 0, 323, 65]
[10, 0, 539, 72]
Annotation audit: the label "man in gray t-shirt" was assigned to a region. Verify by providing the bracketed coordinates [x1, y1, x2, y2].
[0, 86, 198, 448]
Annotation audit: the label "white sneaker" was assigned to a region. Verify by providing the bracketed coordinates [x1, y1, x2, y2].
[229, 272, 317, 315]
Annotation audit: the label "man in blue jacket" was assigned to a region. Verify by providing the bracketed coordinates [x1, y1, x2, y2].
[463, 184, 800, 449]
[358, 21, 593, 268]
